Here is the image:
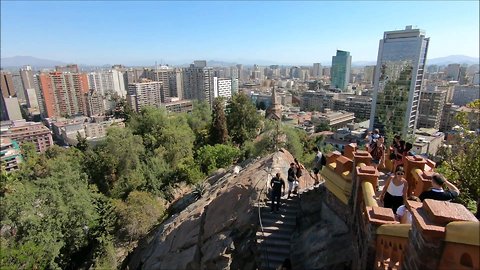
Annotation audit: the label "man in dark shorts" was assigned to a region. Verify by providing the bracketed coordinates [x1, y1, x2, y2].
[270, 173, 285, 212]
[419, 173, 460, 202]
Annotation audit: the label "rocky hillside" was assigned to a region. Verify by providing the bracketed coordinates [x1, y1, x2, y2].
[124, 149, 315, 269]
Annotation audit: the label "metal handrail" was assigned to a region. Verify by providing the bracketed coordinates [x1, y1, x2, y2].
[256, 168, 272, 270]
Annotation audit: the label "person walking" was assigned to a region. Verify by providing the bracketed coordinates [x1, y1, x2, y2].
[287, 163, 297, 199]
[312, 147, 324, 185]
[369, 136, 386, 170]
[380, 166, 408, 213]
[270, 173, 285, 212]
[390, 135, 404, 174]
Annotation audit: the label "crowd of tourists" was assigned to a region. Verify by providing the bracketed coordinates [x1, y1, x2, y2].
[366, 129, 460, 224]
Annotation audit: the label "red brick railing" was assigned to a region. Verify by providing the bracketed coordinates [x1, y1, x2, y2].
[319, 149, 480, 270]
[375, 224, 410, 270]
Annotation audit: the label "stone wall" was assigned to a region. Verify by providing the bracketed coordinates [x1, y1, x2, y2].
[291, 185, 354, 269]
[321, 149, 480, 270]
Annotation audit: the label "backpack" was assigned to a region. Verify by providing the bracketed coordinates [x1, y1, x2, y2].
[296, 167, 303, 178]
[321, 154, 327, 166]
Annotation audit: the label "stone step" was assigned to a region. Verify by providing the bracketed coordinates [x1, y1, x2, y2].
[256, 238, 290, 247]
[262, 220, 296, 231]
[260, 211, 298, 219]
[260, 253, 289, 269]
[260, 225, 295, 234]
[260, 217, 296, 227]
[258, 245, 290, 257]
[256, 231, 291, 241]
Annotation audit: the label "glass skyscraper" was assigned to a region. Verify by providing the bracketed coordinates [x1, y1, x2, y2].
[331, 50, 352, 91]
[370, 26, 429, 135]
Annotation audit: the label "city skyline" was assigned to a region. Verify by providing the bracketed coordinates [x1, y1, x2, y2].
[1, 1, 479, 66]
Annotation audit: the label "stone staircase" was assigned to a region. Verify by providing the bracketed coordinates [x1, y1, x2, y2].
[256, 194, 300, 270]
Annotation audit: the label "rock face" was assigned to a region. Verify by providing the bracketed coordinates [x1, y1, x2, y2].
[125, 149, 311, 270]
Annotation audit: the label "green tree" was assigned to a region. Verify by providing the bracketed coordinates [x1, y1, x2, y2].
[196, 144, 241, 175]
[1, 148, 99, 269]
[436, 107, 480, 214]
[85, 127, 145, 198]
[113, 191, 165, 241]
[209, 97, 229, 145]
[315, 123, 331, 132]
[187, 100, 212, 149]
[114, 98, 134, 121]
[282, 126, 305, 158]
[226, 93, 261, 146]
[76, 131, 89, 151]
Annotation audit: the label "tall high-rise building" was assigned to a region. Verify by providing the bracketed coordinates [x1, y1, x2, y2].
[55, 64, 80, 73]
[446, 64, 460, 81]
[88, 70, 126, 98]
[144, 66, 174, 102]
[183, 61, 214, 106]
[127, 81, 163, 112]
[417, 85, 446, 130]
[20, 66, 40, 111]
[370, 26, 429, 135]
[1, 71, 22, 121]
[38, 72, 90, 118]
[330, 50, 352, 91]
[169, 68, 183, 99]
[312, 63, 322, 78]
[213, 77, 232, 99]
[85, 89, 105, 117]
[363, 66, 376, 84]
[1, 71, 16, 97]
[0, 97, 23, 121]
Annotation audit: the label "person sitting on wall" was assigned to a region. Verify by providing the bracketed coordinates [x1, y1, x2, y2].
[380, 165, 408, 213]
[419, 173, 460, 202]
[396, 195, 421, 224]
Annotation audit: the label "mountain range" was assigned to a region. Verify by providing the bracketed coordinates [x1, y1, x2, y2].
[1, 55, 478, 69]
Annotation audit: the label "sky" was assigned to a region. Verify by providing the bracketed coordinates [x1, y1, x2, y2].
[1, 1, 479, 66]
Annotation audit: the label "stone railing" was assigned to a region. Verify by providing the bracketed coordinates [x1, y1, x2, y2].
[375, 224, 410, 270]
[319, 148, 480, 270]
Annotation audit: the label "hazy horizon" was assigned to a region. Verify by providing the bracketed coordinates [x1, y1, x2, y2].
[2, 1, 479, 66]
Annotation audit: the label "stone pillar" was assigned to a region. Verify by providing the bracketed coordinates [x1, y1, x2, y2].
[413, 169, 434, 196]
[353, 150, 372, 166]
[404, 199, 478, 270]
[404, 155, 426, 195]
[326, 151, 341, 165]
[335, 155, 353, 175]
[344, 143, 357, 160]
[356, 165, 379, 191]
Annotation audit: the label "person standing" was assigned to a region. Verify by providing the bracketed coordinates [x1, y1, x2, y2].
[312, 147, 324, 185]
[419, 174, 460, 202]
[287, 163, 297, 199]
[380, 166, 408, 213]
[270, 173, 285, 212]
[390, 135, 404, 174]
[369, 136, 386, 170]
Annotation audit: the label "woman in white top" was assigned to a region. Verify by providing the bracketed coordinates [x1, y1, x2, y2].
[379, 165, 408, 213]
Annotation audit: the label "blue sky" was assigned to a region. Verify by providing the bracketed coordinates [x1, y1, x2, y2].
[1, 1, 479, 65]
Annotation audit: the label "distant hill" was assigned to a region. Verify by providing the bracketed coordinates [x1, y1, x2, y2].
[2, 55, 478, 69]
[1, 56, 69, 68]
[427, 55, 479, 65]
